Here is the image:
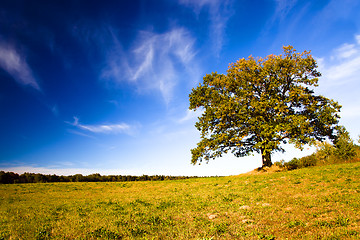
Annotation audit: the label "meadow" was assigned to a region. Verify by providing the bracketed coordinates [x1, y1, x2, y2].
[1, 162, 359, 240]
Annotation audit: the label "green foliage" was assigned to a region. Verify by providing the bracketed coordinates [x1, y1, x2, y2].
[189, 46, 341, 167]
[284, 157, 301, 170]
[299, 154, 318, 167]
[282, 154, 318, 170]
[274, 126, 360, 171]
[333, 126, 357, 160]
[315, 126, 358, 165]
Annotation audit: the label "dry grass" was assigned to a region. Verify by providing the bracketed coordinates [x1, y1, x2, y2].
[1, 162, 360, 239]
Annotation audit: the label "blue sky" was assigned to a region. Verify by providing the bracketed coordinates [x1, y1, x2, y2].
[1, 0, 360, 176]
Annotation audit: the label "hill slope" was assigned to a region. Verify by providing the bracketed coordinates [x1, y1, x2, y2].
[1, 162, 359, 239]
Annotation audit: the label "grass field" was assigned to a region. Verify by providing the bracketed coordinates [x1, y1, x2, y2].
[1, 162, 359, 239]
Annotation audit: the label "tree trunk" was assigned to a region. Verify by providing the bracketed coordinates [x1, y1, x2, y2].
[261, 150, 273, 168]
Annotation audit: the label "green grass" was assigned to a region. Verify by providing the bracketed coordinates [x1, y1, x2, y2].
[1, 162, 360, 239]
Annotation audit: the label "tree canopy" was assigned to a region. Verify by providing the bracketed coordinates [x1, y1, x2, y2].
[189, 46, 341, 168]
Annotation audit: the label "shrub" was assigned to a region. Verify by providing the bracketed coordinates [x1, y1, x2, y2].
[299, 154, 317, 167]
[315, 141, 336, 165]
[333, 126, 357, 161]
[273, 160, 285, 167]
[284, 158, 301, 170]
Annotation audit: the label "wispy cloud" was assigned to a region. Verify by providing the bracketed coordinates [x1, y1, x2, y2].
[273, 0, 298, 21]
[334, 43, 357, 59]
[315, 34, 360, 138]
[178, 0, 214, 12]
[78, 123, 130, 134]
[356, 35, 360, 44]
[317, 34, 360, 87]
[314, 0, 359, 28]
[101, 27, 198, 104]
[66, 129, 96, 139]
[178, 109, 204, 123]
[51, 105, 59, 116]
[260, 0, 301, 45]
[66, 117, 138, 136]
[339, 105, 360, 118]
[0, 41, 40, 90]
[179, 0, 234, 57]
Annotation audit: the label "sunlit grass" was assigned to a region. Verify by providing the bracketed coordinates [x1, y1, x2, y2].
[1, 162, 359, 239]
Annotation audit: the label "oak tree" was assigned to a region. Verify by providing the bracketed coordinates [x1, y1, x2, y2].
[189, 46, 341, 168]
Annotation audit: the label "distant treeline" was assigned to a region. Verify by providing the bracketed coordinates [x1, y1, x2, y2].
[0, 172, 200, 184]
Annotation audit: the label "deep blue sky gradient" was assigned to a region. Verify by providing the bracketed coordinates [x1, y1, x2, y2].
[1, 0, 360, 176]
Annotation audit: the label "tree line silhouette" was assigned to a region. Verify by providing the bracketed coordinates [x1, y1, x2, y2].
[0, 171, 201, 184]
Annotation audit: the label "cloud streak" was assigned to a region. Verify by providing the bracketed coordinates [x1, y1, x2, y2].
[315, 34, 360, 139]
[101, 27, 198, 104]
[67, 117, 137, 135]
[317, 34, 360, 87]
[179, 0, 234, 57]
[178, 109, 204, 123]
[0, 41, 40, 90]
[273, 0, 298, 21]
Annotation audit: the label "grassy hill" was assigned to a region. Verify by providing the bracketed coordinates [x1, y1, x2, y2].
[1, 162, 359, 239]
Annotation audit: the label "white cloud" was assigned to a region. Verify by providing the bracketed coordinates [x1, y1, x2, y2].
[179, 0, 234, 57]
[315, 34, 360, 140]
[0, 41, 40, 90]
[131, 39, 155, 81]
[324, 56, 360, 85]
[334, 43, 358, 59]
[51, 105, 59, 116]
[66, 129, 96, 139]
[67, 117, 137, 136]
[101, 27, 198, 104]
[356, 34, 360, 44]
[317, 34, 360, 87]
[178, 0, 214, 10]
[178, 0, 220, 18]
[178, 109, 204, 123]
[274, 0, 298, 20]
[78, 123, 130, 134]
[340, 105, 360, 118]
